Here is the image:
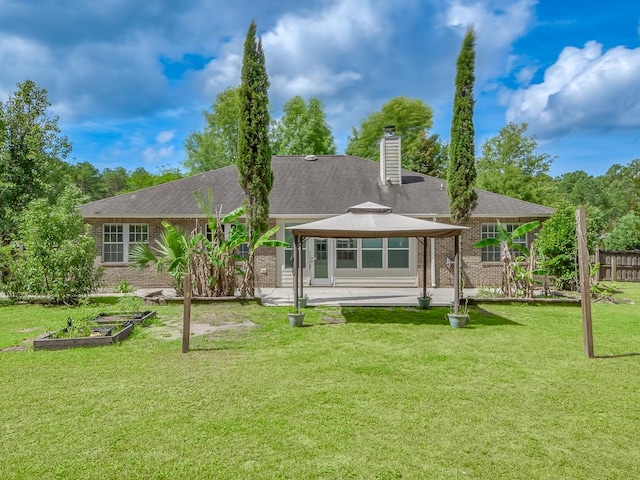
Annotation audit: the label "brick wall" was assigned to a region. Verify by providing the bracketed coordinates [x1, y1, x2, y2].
[87, 216, 545, 291]
[87, 217, 278, 292]
[431, 217, 543, 288]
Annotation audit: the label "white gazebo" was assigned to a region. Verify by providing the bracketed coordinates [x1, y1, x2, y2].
[287, 202, 469, 312]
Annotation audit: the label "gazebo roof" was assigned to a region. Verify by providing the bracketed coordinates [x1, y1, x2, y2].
[288, 202, 469, 239]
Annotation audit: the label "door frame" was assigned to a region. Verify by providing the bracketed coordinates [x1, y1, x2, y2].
[310, 238, 333, 285]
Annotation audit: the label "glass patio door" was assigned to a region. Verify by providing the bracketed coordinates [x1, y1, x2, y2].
[311, 238, 332, 285]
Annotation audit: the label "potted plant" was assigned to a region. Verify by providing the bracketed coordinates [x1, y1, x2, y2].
[287, 308, 305, 327]
[446, 298, 470, 328]
[297, 294, 308, 309]
[417, 290, 432, 309]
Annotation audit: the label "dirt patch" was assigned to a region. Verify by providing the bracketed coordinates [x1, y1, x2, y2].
[1, 345, 28, 352]
[148, 319, 259, 341]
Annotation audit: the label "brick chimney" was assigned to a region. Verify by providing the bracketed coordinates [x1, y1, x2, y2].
[379, 125, 402, 185]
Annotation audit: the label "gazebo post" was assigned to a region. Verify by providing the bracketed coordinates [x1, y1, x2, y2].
[293, 235, 299, 312]
[299, 237, 304, 305]
[422, 237, 427, 298]
[453, 235, 460, 313]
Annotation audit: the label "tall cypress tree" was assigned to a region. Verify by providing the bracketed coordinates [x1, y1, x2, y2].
[447, 26, 477, 224]
[237, 20, 272, 296]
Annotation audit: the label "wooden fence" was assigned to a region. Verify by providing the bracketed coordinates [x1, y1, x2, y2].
[595, 249, 640, 282]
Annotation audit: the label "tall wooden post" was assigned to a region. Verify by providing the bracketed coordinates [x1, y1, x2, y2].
[453, 235, 460, 313]
[611, 257, 617, 283]
[182, 273, 192, 354]
[576, 207, 594, 358]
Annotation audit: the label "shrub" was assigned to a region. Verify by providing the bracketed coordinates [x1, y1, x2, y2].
[1, 187, 103, 304]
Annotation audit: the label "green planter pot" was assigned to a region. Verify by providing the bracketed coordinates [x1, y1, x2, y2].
[417, 296, 432, 309]
[288, 313, 305, 327]
[447, 313, 469, 328]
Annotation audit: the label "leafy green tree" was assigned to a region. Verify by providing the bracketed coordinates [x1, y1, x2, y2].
[404, 132, 449, 178]
[0, 80, 72, 240]
[476, 122, 555, 205]
[237, 20, 273, 297]
[536, 203, 606, 290]
[553, 171, 608, 209]
[271, 96, 336, 155]
[101, 167, 129, 197]
[2, 187, 103, 304]
[126, 167, 155, 192]
[346, 96, 433, 163]
[447, 26, 477, 224]
[67, 161, 106, 201]
[184, 86, 240, 174]
[600, 163, 639, 221]
[603, 212, 640, 250]
[553, 166, 636, 226]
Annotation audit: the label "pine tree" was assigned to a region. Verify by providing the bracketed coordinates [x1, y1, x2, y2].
[237, 21, 272, 296]
[447, 26, 477, 224]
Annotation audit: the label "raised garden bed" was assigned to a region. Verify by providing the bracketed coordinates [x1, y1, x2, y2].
[33, 311, 156, 351]
[94, 310, 157, 325]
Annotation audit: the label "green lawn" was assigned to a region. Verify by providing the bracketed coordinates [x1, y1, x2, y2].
[1, 286, 640, 479]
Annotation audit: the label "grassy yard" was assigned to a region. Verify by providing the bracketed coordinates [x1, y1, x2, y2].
[1, 285, 640, 479]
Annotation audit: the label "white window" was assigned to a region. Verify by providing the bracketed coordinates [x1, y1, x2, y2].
[103, 224, 148, 263]
[481, 223, 527, 262]
[337, 238, 410, 269]
[336, 238, 358, 269]
[387, 238, 409, 268]
[361, 238, 383, 268]
[206, 224, 250, 260]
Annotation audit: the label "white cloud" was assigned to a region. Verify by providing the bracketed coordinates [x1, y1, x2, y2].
[506, 41, 640, 137]
[156, 130, 175, 144]
[515, 65, 537, 86]
[272, 67, 362, 97]
[443, 0, 536, 79]
[195, 0, 392, 102]
[198, 51, 242, 97]
[142, 144, 175, 165]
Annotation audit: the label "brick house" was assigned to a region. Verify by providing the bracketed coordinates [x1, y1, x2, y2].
[80, 135, 554, 290]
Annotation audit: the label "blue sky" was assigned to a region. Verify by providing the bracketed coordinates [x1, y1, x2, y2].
[1, 0, 638, 177]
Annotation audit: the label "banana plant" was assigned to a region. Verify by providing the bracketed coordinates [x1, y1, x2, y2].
[239, 225, 290, 297]
[129, 221, 203, 295]
[473, 220, 540, 297]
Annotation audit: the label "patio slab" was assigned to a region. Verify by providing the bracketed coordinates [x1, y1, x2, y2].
[259, 287, 478, 307]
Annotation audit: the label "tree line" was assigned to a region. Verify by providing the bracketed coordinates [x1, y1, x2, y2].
[2, 22, 638, 302]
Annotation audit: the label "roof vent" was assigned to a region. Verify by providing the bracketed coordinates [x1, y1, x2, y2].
[304, 155, 318, 161]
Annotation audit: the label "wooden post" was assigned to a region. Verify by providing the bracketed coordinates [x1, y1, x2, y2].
[182, 273, 192, 354]
[422, 237, 427, 298]
[293, 236, 299, 313]
[576, 207, 594, 358]
[453, 235, 460, 314]
[611, 256, 617, 283]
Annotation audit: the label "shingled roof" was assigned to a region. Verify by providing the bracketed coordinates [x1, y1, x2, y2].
[79, 155, 555, 218]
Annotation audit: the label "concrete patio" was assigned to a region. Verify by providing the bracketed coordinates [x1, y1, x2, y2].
[259, 287, 479, 307]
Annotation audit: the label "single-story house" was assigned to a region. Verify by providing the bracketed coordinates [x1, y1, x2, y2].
[79, 134, 554, 290]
